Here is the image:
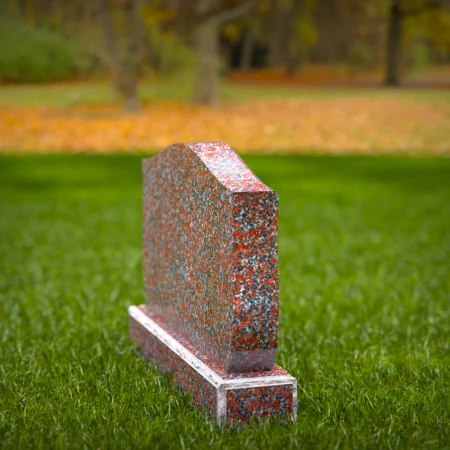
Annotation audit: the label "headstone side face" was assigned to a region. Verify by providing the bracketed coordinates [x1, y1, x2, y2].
[229, 190, 279, 372]
[143, 142, 279, 373]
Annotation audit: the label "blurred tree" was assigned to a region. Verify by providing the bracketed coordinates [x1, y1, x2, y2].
[263, 0, 317, 75]
[239, 23, 256, 72]
[311, 0, 370, 66]
[228, 13, 268, 72]
[97, 0, 149, 112]
[408, 5, 450, 65]
[3, 0, 450, 99]
[267, 0, 284, 67]
[285, 0, 317, 75]
[385, 0, 445, 85]
[192, 0, 259, 105]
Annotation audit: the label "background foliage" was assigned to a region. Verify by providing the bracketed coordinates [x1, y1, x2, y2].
[0, 8, 74, 82]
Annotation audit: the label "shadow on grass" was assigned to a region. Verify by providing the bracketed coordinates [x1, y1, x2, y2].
[1, 154, 449, 194]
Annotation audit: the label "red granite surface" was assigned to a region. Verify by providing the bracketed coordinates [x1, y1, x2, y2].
[130, 312, 217, 417]
[226, 384, 295, 425]
[129, 308, 296, 425]
[142, 142, 278, 373]
[135, 305, 289, 380]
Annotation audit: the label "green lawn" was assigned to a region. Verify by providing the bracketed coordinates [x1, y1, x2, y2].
[1, 79, 450, 107]
[0, 154, 449, 449]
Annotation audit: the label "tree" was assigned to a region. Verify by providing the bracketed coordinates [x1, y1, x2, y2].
[263, 0, 316, 75]
[267, 0, 285, 68]
[239, 24, 255, 72]
[97, 0, 148, 112]
[385, 0, 442, 86]
[193, 0, 259, 106]
[385, 0, 405, 85]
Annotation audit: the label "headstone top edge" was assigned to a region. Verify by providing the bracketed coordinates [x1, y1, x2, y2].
[143, 141, 275, 194]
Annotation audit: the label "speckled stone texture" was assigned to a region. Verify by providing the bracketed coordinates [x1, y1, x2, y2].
[129, 305, 296, 426]
[129, 142, 296, 425]
[143, 142, 278, 373]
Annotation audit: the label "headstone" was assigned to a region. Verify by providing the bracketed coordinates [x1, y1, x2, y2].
[129, 142, 296, 425]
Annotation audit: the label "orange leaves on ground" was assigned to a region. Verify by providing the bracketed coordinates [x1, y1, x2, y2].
[0, 98, 449, 154]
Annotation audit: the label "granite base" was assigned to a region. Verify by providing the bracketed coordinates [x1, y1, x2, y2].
[129, 305, 297, 426]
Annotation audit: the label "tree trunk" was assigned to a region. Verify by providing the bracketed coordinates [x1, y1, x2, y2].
[173, 0, 193, 38]
[121, 81, 140, 113]
[284, 1, 303, 76]
[193, 19, 220, 106]
[385, 0, 403, 86]
[285, 54, 301, 76]
[240, 26, 255, 72]
[52, 0, 66, 36]
[97, 0, 141, 113]
[267, 0, 283, 67]
[126, 0, 151, 68]
[193, 0, 258, 105]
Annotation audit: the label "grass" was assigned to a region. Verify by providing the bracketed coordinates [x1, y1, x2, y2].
[0, 154, 449, 449]
[1, 79, 450, 107]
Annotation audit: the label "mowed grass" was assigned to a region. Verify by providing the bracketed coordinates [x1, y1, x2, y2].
[0, 154, 449, 449]
[1, 79, 450, 107]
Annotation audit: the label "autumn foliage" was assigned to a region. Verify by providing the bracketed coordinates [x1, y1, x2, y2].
[1, 92, 449, 154]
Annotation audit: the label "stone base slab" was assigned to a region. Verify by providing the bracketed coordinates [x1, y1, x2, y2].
[129, 305, 297, 426]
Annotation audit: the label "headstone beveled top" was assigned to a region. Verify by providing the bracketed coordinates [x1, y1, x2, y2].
[143, 142, 279, 373]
